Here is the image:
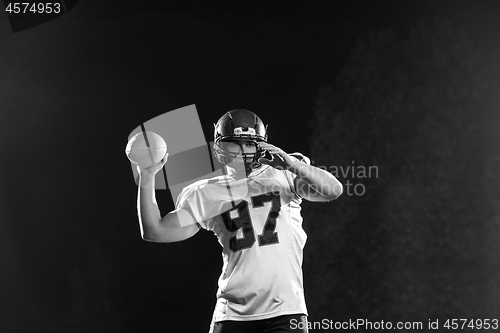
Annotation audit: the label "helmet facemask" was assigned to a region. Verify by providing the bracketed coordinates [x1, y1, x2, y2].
[213, 109, 268, 176]
[214, 139, 265, 176]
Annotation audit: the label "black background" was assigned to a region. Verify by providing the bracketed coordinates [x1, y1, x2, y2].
[2, 1, 500, 332]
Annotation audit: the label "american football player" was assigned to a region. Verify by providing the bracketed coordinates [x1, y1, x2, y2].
[136, 109, 343, 333]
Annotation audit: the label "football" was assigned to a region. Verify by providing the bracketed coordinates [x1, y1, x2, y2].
[125, 131, 167, 168]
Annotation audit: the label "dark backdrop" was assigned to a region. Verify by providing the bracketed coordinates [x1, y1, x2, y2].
[1, 1, 500, 332]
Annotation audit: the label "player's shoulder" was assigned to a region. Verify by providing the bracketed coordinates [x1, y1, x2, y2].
[181, 175, 232, 192]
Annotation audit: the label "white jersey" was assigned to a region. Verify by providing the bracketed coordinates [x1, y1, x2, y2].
[176, 165, 308, 321]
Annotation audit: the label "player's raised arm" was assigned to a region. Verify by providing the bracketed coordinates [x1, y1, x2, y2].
[289, 158, 343, 202]
[137, 158, 200, 243]
[258, 143, 343, 202]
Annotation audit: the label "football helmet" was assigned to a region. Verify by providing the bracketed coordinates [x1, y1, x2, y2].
[213, 109, 268, 174]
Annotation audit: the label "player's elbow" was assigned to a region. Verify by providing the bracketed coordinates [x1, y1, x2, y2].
[323, 181, 343, 201]
[141, 229, 165, 243]
[139, 222, 169, 243]
[141, 231, 154, 242]
[333, 182, 343, 198]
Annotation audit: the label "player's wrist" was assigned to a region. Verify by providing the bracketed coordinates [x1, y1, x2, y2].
[139, 172, 155, 188]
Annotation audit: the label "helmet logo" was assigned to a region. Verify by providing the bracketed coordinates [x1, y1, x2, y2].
[233, 127, 256, 136]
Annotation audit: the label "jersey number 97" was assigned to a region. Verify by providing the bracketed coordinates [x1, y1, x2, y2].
[221, 192, 281, 252]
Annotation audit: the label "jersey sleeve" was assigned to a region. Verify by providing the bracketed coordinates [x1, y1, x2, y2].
[284, 152, 311, 200]
[175, 183, 212, 230]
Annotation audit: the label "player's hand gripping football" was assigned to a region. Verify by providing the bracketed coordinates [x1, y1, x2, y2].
[136, 152, 169, 177]
[258, 142, 296, 170]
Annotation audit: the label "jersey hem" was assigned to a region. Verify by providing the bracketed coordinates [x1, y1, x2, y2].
[214, 308, 308, 322]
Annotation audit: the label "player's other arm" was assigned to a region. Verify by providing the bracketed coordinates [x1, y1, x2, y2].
[258, 143, 343, 202]
[289, 158, 343, 202]
[286, 152, 343, 201]
[137, 164, 199, 243]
